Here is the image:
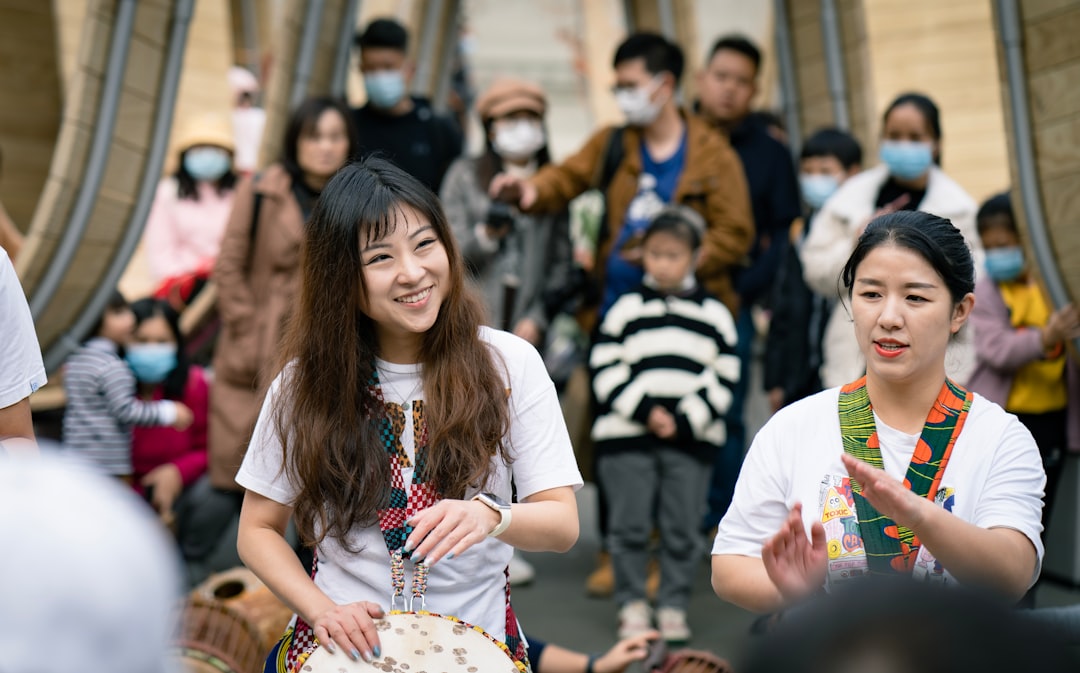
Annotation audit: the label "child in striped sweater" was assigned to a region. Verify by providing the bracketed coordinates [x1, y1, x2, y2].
[62, 291, 193, 480]
[590, 205, 740, 643]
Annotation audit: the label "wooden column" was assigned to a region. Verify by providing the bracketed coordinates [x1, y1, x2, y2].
[0, 2, 62, 230]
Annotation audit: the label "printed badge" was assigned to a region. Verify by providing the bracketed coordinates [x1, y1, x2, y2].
[911, 487, 955, 583]
[819, 474, 869, 584]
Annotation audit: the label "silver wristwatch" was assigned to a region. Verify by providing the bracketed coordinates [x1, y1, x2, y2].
[472, 492, 512, 538]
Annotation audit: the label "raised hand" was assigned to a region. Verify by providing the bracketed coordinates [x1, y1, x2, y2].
[841, 453, 929, 531]
[488, 173, 538, 209]
[761, 503, 828, 603]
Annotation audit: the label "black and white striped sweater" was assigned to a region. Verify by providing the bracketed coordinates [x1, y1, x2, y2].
[590, 284, 739, 460]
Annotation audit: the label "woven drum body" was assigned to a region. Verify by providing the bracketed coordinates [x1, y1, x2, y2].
[175, 598, 265, 673]
[196, 566, 295, 653]
[298, 612, 520, 673]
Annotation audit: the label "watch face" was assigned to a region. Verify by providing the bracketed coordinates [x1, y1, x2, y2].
[481, 492, 510, 509]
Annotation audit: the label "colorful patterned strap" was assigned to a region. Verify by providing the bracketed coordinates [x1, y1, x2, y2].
[837, 376, 972, 574]
[371, 371, 529, 671]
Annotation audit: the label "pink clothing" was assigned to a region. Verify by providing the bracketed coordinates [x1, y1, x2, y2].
[131, 366, 210, 493]
[969, 276, 1080, 451]
[144, 178, 235, 282]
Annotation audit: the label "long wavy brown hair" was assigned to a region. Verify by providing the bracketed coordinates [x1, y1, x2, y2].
[272, 157, 511, 549]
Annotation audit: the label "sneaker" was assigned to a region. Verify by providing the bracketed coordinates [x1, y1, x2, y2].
[508, 551, 536, 587]
[617, 600, 654, 639]
[657, 606, 691, 643]
[585, 551, 614, 598]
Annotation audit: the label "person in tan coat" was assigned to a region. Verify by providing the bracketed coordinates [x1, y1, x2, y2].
[490, 33, 753, 605]
[209, 97, 358, 490]
[491, 33, 753, 324]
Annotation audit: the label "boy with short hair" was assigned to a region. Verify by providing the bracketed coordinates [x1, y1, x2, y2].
[590, 205, 739, 643]
[62, 291, 192, 479]
[764, 127, 862, 412]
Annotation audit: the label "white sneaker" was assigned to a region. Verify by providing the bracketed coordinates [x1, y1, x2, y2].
[656, 606, 691, 643]
[617, 600, 654, 639]
[508, 552, 536, 586]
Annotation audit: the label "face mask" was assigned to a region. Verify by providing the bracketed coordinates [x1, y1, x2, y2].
[183, 147, 231, 182]
[799, 173, 840, 209]
[879, 140, 934, 181]
[125, 343, 178, 384]
[492, 120, 546, 162]
[365, 70, 407, 109]
[614, 77, 665, 127]
[985, 246, 1025, 282]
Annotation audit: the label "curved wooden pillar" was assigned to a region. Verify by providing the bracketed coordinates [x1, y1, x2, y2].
[258, 0, 362, 168]
[0, 2, 62, 230]
[994, 0, 1080, 311]
[781, 0, 871, 148]
[16, 0, 192, 371]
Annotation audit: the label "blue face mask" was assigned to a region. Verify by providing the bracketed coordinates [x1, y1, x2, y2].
[125, 343, 178, 384]
[183, 147, 232, 182]
[879, 140, 934, 181]
[985, 246, 1025, 282]
[365, 70, 407, 109]
[799, 174, 840, 210]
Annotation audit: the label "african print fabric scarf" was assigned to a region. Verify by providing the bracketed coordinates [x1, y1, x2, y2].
[837, 376, 973, 574]
[372, 373, 529, 671]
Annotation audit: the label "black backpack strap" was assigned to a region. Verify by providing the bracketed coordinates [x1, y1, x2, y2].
[596, 125, 626, 193]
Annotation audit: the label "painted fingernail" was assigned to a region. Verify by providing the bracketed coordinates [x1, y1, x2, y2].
[374, 645, 382, 658]
[446, 552, 455, 560]
[403, 541, 414, 552]
[350, 648, 360, 661]
[325, 641, 337, 654]
[363, 650, 374, 663]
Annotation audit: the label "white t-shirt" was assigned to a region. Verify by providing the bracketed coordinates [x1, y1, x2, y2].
[713, 386, 1045, 589]
[0, 247, 46, 410]
[237, 327, 582, 641]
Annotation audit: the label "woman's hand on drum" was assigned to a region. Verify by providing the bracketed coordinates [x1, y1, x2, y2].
[311, 601, 384, 664]
[406, 499, 501, 565]
[761, 503, 827, 604]
[841, 453, 931, 531]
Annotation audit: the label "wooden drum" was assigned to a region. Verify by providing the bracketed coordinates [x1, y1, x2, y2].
[175, 598, 265, 673]
[195, 566, 295, 653]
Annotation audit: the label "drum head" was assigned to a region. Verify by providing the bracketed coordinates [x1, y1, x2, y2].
[300, 612, 519, 673]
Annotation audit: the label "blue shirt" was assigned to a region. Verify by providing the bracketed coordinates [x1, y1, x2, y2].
[600, 131, 688, 315]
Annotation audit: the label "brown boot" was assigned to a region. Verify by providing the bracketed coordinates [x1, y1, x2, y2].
[645, 558, 660, 601]
[585, 551, 614, 597]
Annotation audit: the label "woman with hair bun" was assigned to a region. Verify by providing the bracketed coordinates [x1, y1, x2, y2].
[713, 211, 1044, 613]
[800, 93, 983, 389]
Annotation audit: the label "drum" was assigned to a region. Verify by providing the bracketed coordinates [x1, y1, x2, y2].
[659, 649, 733, 673]
[195, 566, 295, 652]
[297, 612, 521, 673]
[175, 597, 265, 673]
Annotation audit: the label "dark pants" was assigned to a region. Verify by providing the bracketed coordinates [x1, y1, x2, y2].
[705, 305, 754, 530]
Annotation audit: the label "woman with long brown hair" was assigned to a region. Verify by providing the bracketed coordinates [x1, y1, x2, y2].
[236, 158, 581, 672]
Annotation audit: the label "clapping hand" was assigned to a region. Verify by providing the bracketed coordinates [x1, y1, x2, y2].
[761, 503, 828, 604]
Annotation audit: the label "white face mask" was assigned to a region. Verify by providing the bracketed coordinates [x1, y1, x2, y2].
[614, 76, 666, 127]
[492, 119, 545, 162]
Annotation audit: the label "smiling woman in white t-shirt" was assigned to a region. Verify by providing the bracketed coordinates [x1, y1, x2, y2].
[711, 210, 1045, 613]
[235, 158, 582, 673]
[0, 246, 46, 451]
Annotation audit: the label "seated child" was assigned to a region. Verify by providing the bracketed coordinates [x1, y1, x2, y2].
[62, 290, 192, 480]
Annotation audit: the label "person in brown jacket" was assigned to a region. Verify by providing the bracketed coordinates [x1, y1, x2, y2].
[209, 96, 359, 490]
[490, 33, 753, 606]
[490, 32, 753, 324]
